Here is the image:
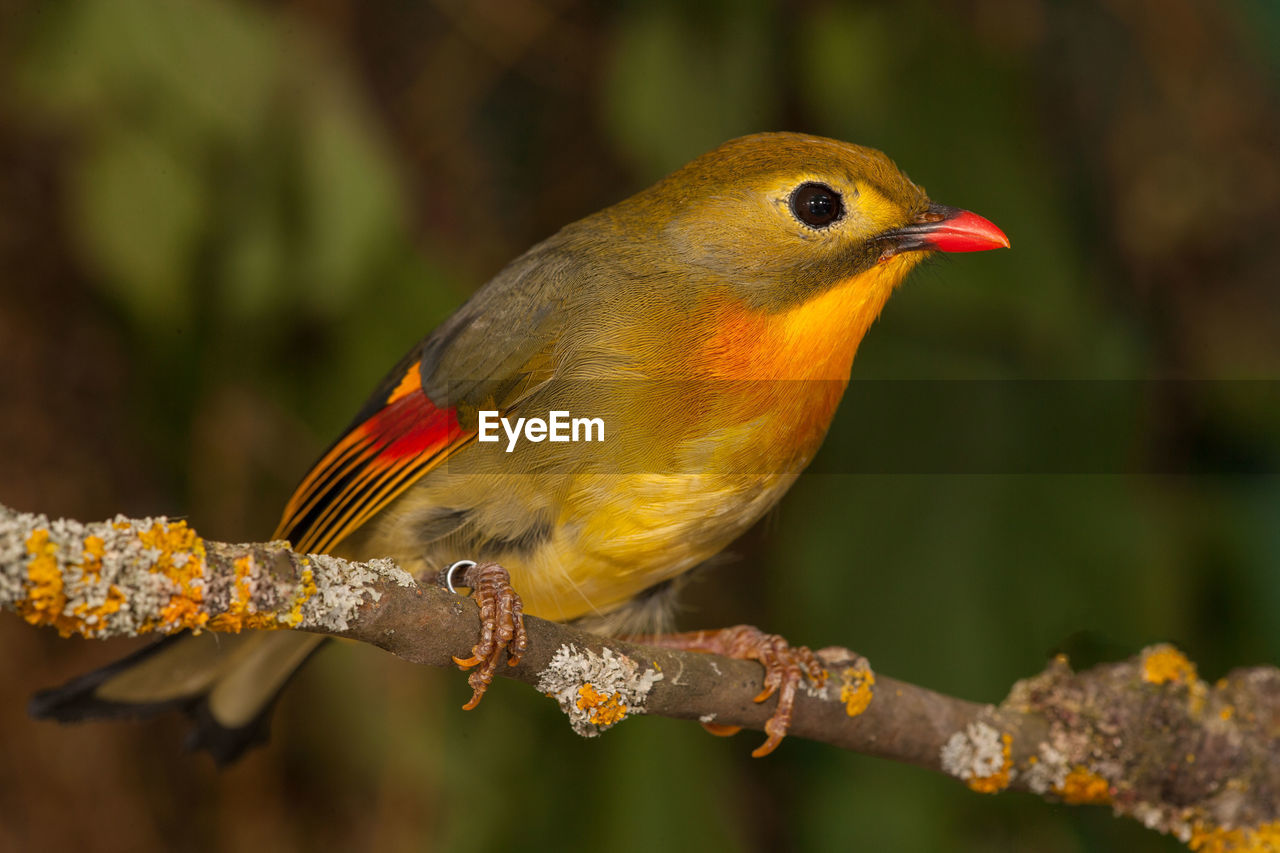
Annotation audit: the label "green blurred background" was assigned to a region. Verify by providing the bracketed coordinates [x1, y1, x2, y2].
[1, 0, 1278, 850]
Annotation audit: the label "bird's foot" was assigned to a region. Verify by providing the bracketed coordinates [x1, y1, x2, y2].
[633, 624, 827, 757]
[441, 561, 528, 710]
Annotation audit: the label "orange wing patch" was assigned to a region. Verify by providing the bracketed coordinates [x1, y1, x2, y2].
[385, 361, 424, 405]
[273, 361, 470, 555]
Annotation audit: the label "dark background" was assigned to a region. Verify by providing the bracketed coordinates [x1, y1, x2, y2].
[1, 1, 1278, 850]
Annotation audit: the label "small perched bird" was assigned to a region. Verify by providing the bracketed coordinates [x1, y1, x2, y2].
[32, 132, 1008, 760]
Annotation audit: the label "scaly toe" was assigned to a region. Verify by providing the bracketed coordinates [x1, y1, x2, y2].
[440, 561, 527, 711]
[632, 624, 826, 757]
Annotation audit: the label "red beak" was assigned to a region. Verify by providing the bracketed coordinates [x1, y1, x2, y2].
[876, 203, 1010, 259]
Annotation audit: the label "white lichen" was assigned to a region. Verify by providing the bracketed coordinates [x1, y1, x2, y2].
[941, 720, 1014, 783]
[803, 677, 832, 701]
[1130, 800, 1188, 841]
[536, 643, 664, 737]
[298, 553, 415, 632]
[1023, 743, 1070, 794]
[0, 512, 34, 604]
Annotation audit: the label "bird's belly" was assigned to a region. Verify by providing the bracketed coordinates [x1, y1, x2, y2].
[500, 393, 834, 621]
[507, 467, 797, 622]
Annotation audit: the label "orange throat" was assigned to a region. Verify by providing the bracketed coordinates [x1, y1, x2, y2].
[700, 256, 922, 383]
[683, 256, 923, 467]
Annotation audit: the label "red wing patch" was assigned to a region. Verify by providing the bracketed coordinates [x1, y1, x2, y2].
[273, 361, 470, 555]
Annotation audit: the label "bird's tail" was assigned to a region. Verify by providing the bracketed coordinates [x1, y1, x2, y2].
[29, 631, 326, 765]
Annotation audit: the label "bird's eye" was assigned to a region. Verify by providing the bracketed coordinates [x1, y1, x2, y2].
[790, 182, 844, 229]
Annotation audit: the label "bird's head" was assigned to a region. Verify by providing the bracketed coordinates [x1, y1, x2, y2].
[589, 133, 1008, 382]
[614, 132, 1009, 313]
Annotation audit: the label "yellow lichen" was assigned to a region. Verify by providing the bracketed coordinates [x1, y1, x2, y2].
[19, 528, 147, 637]
[285, 568, 317, 627]
[839, 665, 875, 717]
[97, 584, 126, 618]
[1188, 821, 1280, 853]
[70, 583, 128, 637]
[1143, 645, 1197, 685]
[1142, 644, 1209, 715]
[19, 528, 70, 633]
[135, 519, 209, 633]
[159, 595, 208, 632]
[81, 534, 105, 578]
[967, 733, 1014, 794]
[1220, 705, 1235, 721]
[1054, 766, 1112, 805]
[576, 683, 628, 727]
[208, 554, 278, 632]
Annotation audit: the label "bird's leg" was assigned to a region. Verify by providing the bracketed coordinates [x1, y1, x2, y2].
[440, 561, 528, 710]
[630, 625, 827, 757]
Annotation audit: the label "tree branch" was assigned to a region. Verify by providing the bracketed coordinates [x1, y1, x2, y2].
[1, 504, 1276, 849]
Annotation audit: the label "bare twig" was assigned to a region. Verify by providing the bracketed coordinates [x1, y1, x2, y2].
[1, 504, 1276, 850]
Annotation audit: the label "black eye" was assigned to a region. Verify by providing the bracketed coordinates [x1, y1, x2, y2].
[790, 182, 844, 228]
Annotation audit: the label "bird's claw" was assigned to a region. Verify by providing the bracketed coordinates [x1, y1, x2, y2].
[724, 625, 826, 757]
[637, 624, 827, 757]
[443, 561, 527, 710]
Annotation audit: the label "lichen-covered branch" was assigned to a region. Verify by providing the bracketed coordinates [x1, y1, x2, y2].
[1, 504, 1276, 850]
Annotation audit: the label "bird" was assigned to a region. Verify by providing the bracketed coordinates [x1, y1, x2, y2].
[30, 132, 1009, 761]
